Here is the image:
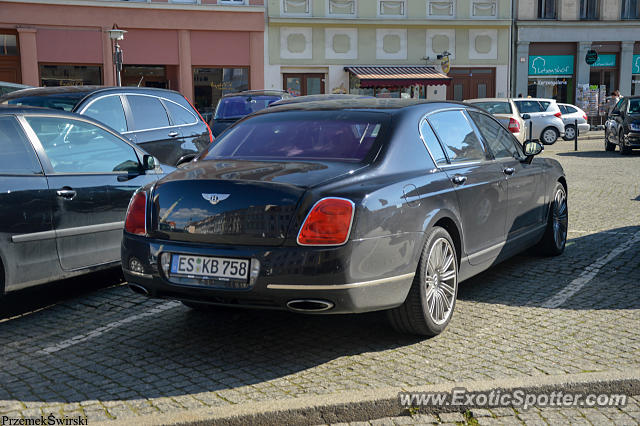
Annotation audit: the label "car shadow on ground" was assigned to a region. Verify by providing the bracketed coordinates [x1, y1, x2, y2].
[0, 227, 637, 405]
[555, 150, 640, 158]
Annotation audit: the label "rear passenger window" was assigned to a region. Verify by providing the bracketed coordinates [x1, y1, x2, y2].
[514, 100, 543, 113]
[164, 100, 197, 125]
[0, 116, 42, 174]
[83, 95, 128, 133]
[419, 119, 447, 165]
[127, 95, 170, 131]
[427, 110, 486, 164]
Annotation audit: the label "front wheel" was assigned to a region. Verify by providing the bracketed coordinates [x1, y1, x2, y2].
[535, 183, 568, 256]
[604, 131, 616, 151]
[540, 127, 559, 145]
[388, 227, 458, 336]
[620, 132, 632, 155]
[563, 125, 576, 141]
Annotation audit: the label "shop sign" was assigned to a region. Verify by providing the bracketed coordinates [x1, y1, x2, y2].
[585, 50, 598, 65]
[591, 54, 616, 67]
[528, 55, 574, 76]
[532, 80, 568, 86]
[441, 56, 450, 74]
[633, 55, 640, 74]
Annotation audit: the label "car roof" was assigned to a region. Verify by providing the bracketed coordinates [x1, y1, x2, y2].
[515, 98, 557, 102]
[0, 85, 185, 102]
[221, 90, 290, 98]
[0, 104, 80, 115]
[466, 98, 512, 102]
[270, 94, 373, 106]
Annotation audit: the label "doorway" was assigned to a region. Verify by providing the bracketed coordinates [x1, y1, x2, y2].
[446, 68, 495, 101]
[283, 73, 325, 96]
[0, 32, 20, 83]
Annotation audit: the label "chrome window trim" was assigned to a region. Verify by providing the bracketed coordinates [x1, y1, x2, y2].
[267, 272, 415, 290]
[113, 93, 199, 133]
[76, 93, 129, 133]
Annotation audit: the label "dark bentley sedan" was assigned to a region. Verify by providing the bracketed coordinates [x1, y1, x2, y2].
[0, 106, 172, 296]
[122, 99, 568, 336]
[0, 86, 212, 166]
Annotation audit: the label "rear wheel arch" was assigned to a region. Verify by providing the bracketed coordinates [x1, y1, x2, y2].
[433, 217, 462, 270]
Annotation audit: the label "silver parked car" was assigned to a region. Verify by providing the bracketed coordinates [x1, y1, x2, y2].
[465, 98, 529, 143]
[557, 103, 590, 140]
[513, 98, 565, 145]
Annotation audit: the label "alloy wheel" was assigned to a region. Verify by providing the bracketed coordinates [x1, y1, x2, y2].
[542, 129, 557, 144]
[424, 238, 457, 325]
[552, 188, 568, 249]
[564, 126, 575, 140]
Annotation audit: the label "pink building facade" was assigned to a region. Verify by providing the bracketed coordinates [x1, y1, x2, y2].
[0, 0, 264, 116]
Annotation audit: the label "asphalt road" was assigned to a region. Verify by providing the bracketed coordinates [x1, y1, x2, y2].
[0, 137, 638, 424]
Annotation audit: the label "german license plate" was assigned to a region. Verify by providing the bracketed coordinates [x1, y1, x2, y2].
[170, 254, 249, 281]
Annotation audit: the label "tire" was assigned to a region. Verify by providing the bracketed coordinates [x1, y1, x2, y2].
[388, 226, 458, 336]
[535, 183, 568, 256]
[540, 127, 559, 145]
[604, 131, 616, 151]
[563, 125, 576, 141]
[619, 132, 632, 155]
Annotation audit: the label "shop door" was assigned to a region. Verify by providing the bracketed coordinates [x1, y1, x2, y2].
[447, 68, 495, 101]
[0, 32, 20, 84]
[283, 73, 325, 96]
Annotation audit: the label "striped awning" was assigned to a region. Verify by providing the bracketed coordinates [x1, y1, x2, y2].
[345, 66, 451, 87]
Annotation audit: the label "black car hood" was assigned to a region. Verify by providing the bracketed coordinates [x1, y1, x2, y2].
[158, 159, 365, 189]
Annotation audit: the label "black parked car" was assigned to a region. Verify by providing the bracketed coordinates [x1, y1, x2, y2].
[122, 99, 567, 336]
[0, 86, 213, 166]
[0, 106, 172, 296]
[210, 90, 291, 137]
[605, 96, 640, 154]
[269, 94, 374, 107]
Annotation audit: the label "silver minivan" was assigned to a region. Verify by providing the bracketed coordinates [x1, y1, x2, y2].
[513, 98, 565, 145]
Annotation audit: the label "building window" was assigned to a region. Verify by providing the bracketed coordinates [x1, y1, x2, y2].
[538, 0, 556, 18]
[580, 0, 599, 19]
[621, 0, 640, 18]
[472, 0, 496, 17]
[39, 64, 102, 87]
[378, 0, 406, 17]
[0, 34, 18, 56]
[283, 0, 310, 15]
[218, 0, 246, 4]
[193, 67, 249, 121]
[428, 0, 454, 16]
[328, 0, 356, 15]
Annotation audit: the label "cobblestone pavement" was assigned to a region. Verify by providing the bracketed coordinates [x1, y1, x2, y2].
[0, 139, 638, 422]
[322, 394, 640, 425]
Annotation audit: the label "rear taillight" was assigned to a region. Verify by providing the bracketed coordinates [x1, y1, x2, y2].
[297, 198, 354, 246]
[185, 96, 214, 143]
[554, 112, 562, 118]
[125, 192, 147, 235]
[508, 118, 520, 133]
[583, 114, 588, 121]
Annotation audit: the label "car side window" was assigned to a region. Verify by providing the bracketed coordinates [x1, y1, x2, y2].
[24, 116, 141, 174]
[82, 95, 128, 133]
[163, 100, 197, 125]
[612, 99, 624, 114]
[514, 100, 543, 114]
[127, 95, 170, 130]
[427, 110, 487, 164]
[419, 119, 448, 166]
[0, 116, 42, 174]
[565, 105, 577, 114]
[558, 105, 567, 114]
[468, 111, 520, 160]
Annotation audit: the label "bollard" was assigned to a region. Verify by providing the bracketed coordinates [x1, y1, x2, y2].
[574, 119, 578, 151]
[529, 119, 533, 142]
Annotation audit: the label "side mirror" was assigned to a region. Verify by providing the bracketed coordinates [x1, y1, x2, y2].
[176, 153, 197, 168]
[521, 113, 531, 120]
[523, 140, 543, 158]
[142, 154, 156, 171]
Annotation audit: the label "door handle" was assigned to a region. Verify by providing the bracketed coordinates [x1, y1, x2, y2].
[168, 131, 179, 138]
[503, 167, 516, 176]
[451, 175, 467, 185]
[56, 188, 77, 200]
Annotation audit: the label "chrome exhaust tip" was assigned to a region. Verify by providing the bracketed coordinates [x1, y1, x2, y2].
[128, 283, 149, 296]
[286, 299, 334, 312]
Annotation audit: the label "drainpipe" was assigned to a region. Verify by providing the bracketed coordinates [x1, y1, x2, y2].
[509, 0, 516, 97]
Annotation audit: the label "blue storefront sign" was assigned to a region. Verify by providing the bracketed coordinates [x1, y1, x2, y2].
[633, 55, 640, 74]
[591, 54, 616, 67]
[528, 55, 574, 76]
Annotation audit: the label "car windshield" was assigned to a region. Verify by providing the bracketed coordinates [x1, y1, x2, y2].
[471, 101, 512, 114]
[4, 93, 88, 111]
[629, 98, 640, 114]
[202, 111, 387, 163]
[214, 95, 282, 120]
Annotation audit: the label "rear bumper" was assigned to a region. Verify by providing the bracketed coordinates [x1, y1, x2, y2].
[121, 233, 418, 314]
[578, 123, 590, 134]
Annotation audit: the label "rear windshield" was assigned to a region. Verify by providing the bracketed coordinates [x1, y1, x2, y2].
[214, 95, 282, 120]
[470, 101, 512, 114]
[4, 93, 88, 112]
[202, 111, 387, 163]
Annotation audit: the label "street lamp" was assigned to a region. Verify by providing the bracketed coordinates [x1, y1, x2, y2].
[107, 24, 127, 86]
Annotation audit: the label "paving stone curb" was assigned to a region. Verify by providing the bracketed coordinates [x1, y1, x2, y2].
[97, 369, 640, 426]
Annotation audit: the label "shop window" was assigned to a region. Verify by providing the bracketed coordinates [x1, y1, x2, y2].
[218, 0, 246, 4]
[621, 0, 640, 18]
[428, 0, 454, 16]
[472, 0, 496, 17]
[580, 0, 599, 19]
[283, 0, 310, 15]
[0, 34, 18, 56]
[537, 0, 556, 18]
[328, 0, 356, 15]
[378, 0, 406, 17]
[39, 64, 102, 87]
[193, 67, 249, 120]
